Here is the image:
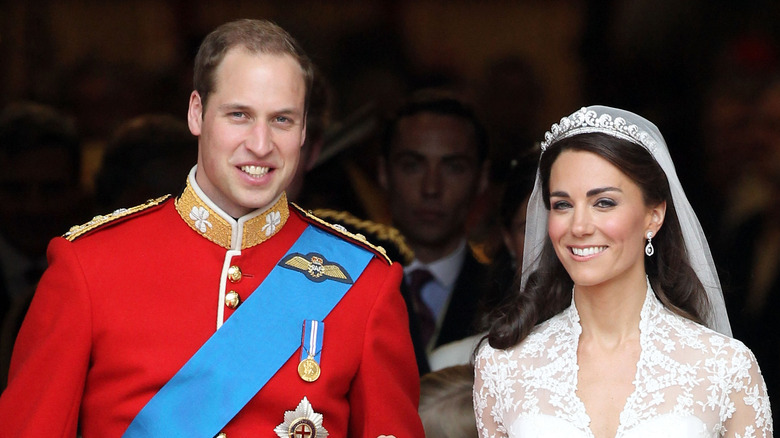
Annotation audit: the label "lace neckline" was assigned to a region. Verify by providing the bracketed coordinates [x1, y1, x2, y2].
[564, 281, 660, 437]
[474, 277, 771, 438]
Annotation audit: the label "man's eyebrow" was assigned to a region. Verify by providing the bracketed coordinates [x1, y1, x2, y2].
[441, 153, 475, 162]
[215, 104, 303, 117]
[217, 103, 251, 112]
[391, 150, 425, 159]
[273, 107, 302, 115]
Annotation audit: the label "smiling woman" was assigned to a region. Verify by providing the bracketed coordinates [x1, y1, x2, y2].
[546, 149, 664, 293]
[474, 106, 773, 438]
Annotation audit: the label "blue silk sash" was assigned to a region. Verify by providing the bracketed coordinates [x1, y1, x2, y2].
[123, 225, 373, 437]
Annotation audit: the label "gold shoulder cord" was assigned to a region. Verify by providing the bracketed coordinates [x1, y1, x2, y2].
[290, 203, 393, 265]
[63, 195, 171, 241]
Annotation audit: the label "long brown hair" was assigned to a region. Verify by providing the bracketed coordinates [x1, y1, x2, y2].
[487, 133, 711, 349]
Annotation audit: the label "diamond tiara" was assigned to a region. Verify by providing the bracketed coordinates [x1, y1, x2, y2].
[540, 107, 657, 154]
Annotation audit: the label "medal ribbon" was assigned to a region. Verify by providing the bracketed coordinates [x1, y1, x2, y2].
[123, 225, 373, 437]
[301, 319, 324, 363]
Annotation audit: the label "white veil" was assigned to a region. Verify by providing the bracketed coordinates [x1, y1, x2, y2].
[521, 105, 732, 336]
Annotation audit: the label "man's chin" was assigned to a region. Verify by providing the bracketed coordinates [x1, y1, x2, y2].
[239, 191, 284, 213]
[405, 229, 452, 248]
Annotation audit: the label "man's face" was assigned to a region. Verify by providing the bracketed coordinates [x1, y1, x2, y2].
[188, 48, 306, 218]
[381, 113, 485, 256]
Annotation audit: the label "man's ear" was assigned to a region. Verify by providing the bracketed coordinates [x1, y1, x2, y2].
[501, 227, 516, 260]
[477, 159, 491, 195]
[299, 116, 307, 150]
[377, 156, 389, 190]
[187, 91, 203, 136]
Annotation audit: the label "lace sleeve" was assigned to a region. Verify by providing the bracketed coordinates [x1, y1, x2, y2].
[721, 344, 773, 437]
[473, 344, 509, 438]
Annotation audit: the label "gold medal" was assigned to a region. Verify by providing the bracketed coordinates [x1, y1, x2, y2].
[298, 356, 321, 382]
[299, 320, 324, 382]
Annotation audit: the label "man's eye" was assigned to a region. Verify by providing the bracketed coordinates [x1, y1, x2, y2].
[444, 161, 468, 174]
[396, 158, 422, 173]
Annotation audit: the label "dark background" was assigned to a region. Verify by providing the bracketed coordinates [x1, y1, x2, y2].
[2, 0, 778, 196]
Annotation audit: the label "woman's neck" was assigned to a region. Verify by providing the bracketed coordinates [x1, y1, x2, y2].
[573, 274, 647, 348]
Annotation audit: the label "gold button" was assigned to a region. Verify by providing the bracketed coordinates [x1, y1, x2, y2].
[227, 265, 242, 283]
[215, 433, 227, 438]
[225, 291, 241, 309]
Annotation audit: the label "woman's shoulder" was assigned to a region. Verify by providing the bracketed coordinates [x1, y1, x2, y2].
[658, 308, 757, 361]
[477, 311, 573, 364]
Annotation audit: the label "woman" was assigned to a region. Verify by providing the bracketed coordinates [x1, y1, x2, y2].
[474, 106, 772, 437]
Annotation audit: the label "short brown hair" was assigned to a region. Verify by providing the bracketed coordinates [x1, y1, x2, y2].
[193, 19, 314, 112]
[382, 89, 489, 163]
[419, 365, 478, 438]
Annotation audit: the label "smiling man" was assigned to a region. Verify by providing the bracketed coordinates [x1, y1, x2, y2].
[0, 19, 423, 437]
[379, 90, 490, 374]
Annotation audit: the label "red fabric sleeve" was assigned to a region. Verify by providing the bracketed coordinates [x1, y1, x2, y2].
[0, 238, 91, 437]
[348, 261, 425, 437]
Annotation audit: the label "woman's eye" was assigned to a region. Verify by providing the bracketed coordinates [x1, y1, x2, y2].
[595, 198, 617, 208]
[551, 200, 571, 210]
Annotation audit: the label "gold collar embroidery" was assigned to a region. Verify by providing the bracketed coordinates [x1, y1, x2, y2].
[175, 179, 289, 250]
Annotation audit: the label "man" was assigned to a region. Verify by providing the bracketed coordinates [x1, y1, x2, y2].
[379, 90, 490, 374]
[0, 19, 423, 437]
[285, 65, 414, 268]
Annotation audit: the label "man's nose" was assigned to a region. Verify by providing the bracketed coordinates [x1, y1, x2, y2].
[245, 122, 274, 155]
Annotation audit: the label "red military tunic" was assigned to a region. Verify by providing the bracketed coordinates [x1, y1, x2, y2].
[0, 175, 423, 437]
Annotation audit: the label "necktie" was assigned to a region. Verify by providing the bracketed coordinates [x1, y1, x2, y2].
[408, 269, 435, 347]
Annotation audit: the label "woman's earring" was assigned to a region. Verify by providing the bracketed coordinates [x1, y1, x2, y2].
[645, 231, 655, 256]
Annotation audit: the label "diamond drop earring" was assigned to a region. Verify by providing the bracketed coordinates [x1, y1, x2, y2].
[645, 231, 655, 256]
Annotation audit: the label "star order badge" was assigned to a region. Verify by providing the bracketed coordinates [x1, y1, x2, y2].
[278, 252, 353, 284]
[274, 396, 329, 438]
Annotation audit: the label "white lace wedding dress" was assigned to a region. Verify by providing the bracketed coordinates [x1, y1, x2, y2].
[474, 285, 773, 438]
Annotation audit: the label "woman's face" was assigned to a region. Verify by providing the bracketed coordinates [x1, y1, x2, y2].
[546, 150, 663, 289]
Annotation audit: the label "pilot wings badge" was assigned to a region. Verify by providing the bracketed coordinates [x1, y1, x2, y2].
[274, 396, 329, 438]
[278, 252, 354, 284]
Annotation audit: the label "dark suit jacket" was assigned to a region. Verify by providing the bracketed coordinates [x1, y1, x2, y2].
[400, 250, 489, 375]
[0, 265, 36, 393]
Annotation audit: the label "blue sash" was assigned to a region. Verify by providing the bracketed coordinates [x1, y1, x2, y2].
[123, 225, 373, 437]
